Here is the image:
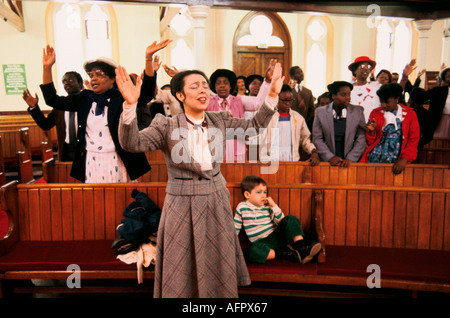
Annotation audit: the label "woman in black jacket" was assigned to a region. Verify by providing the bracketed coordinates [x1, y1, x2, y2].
[39, 40, 171, 182]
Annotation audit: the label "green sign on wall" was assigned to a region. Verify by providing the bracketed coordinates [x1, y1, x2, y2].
[3, 64, 27, 95]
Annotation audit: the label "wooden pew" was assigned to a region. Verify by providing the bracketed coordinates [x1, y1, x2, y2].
[416, 138, 450, 165]
[17, 128, 34, 184]
[1, 180, 449, 297]
[0, 126, 57, 164]
[43, 157, 450, 189]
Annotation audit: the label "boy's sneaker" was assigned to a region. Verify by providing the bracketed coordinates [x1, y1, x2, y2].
[276, 246, 301, 263]
[295, 242, 322, 264]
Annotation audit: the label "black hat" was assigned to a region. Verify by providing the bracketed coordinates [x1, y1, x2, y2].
[327, 81, 353, 95]
[209, 69, 237, 94]
[245, 74, 264, 90]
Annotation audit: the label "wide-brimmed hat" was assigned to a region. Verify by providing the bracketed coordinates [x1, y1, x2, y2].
[84, 57, 118, 78]
[209, 69, 237, 93]
[245, 74, 264, 90]
[348, 56, 377, 73]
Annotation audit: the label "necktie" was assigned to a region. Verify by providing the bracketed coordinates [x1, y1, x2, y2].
[221, 99, 228, 111]
[68, 111, 76, 143]
[185, 116, 207, 132]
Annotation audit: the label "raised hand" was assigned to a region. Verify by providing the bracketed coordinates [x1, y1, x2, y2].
[115, 65, 142, 107]
[152, 55, 162, 72]
[162, 64, 179, 77]
[42, 45, 56, 68]
[145, 39, 172, 61]
[264, 59, 277, 82]
[403, 59, 417, 77]
[22, 89, 38, 108]
[268, 62, 284, 98]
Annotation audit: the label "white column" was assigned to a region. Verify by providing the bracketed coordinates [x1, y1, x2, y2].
[413, 19, 435, 76]
[188, 5, 210, 71]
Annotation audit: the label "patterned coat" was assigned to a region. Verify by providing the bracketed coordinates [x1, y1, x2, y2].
[118, 101, 276, 298]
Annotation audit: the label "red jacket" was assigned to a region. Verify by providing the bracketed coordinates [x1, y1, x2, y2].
[360, 105, 420, 163]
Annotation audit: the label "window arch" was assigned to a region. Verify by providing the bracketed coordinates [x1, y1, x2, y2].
[233, 11, 291, 79]
[375, 18, 412, 76]
[46, 2, 118, 93]
[304, 15, 334, 98]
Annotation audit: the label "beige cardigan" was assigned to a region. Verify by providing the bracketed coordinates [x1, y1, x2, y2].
[259, 109, 316, 162]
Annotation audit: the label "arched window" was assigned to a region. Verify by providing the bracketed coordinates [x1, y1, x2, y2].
[48, 3, 116, 93]
[233, 12, 291, 79]
[376, 18, 412, 76]
[304, 16, 333, 98]
[237, 14, 284, 47]
[169, 9, 194, 70]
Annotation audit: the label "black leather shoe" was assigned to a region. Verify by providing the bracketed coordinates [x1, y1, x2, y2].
[296, 242, 322, 264]
[276, 246, 301, 263]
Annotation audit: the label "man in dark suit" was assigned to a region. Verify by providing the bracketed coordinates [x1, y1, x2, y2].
[23, 71, 84, 161]
[289, 66, 316, 123]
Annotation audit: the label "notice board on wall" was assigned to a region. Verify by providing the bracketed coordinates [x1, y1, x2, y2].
[2, 64, 27, 95]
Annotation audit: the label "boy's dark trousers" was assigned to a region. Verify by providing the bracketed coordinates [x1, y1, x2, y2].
[247, 215, 304, 264]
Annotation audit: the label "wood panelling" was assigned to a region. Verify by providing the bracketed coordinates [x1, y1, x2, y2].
[15, 182, 450, 253]
[44, 157, 450, 189]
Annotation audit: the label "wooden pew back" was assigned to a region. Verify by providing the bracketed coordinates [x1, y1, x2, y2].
[11, 182, 450, 253]
[12, 182, 321, 242]
[43, 157, 450, 189]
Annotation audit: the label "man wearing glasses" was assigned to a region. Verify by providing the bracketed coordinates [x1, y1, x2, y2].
[348, 56, 381, 121]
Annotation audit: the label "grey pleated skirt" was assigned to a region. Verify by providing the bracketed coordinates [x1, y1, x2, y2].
[153, 185, 251, 298]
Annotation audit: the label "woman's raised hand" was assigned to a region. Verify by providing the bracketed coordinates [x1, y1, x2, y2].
[268, 62, 284, 98]
[145, 39, 172, 61]
[115, 65, 142, 107]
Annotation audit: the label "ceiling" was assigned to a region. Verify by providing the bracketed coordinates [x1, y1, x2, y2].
[110, 0, 450, 20]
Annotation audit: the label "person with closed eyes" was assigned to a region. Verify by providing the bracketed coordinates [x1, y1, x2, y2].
[39, 40, 171, 183]
[116, 62, 284, 298]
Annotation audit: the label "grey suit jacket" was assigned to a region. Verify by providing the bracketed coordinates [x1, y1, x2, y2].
[312, 102, 366, 162]
[119, 102, 275, 195]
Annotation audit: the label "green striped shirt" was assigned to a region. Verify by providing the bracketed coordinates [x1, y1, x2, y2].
[234, 201, 285, 242]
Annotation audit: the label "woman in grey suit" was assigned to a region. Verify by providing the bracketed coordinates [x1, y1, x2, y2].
[116, 63, 284, 298]
[312, 81, 366, 167]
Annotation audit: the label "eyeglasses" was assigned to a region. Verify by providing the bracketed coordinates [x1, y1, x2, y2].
[279, 98, 294, 103]
[357, 64, 373, 70]
[87, 70, 107, 79]
[62, 77, 77, 84]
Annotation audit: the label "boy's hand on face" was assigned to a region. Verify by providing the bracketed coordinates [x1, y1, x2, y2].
[265, 196, 276, 208]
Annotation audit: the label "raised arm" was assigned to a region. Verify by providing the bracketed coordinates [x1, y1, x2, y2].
[42, 45, 56, 85]
[144, 39, 172, 77]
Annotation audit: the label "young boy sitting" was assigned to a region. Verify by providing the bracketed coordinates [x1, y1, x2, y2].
[234, 175, 322, 264]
